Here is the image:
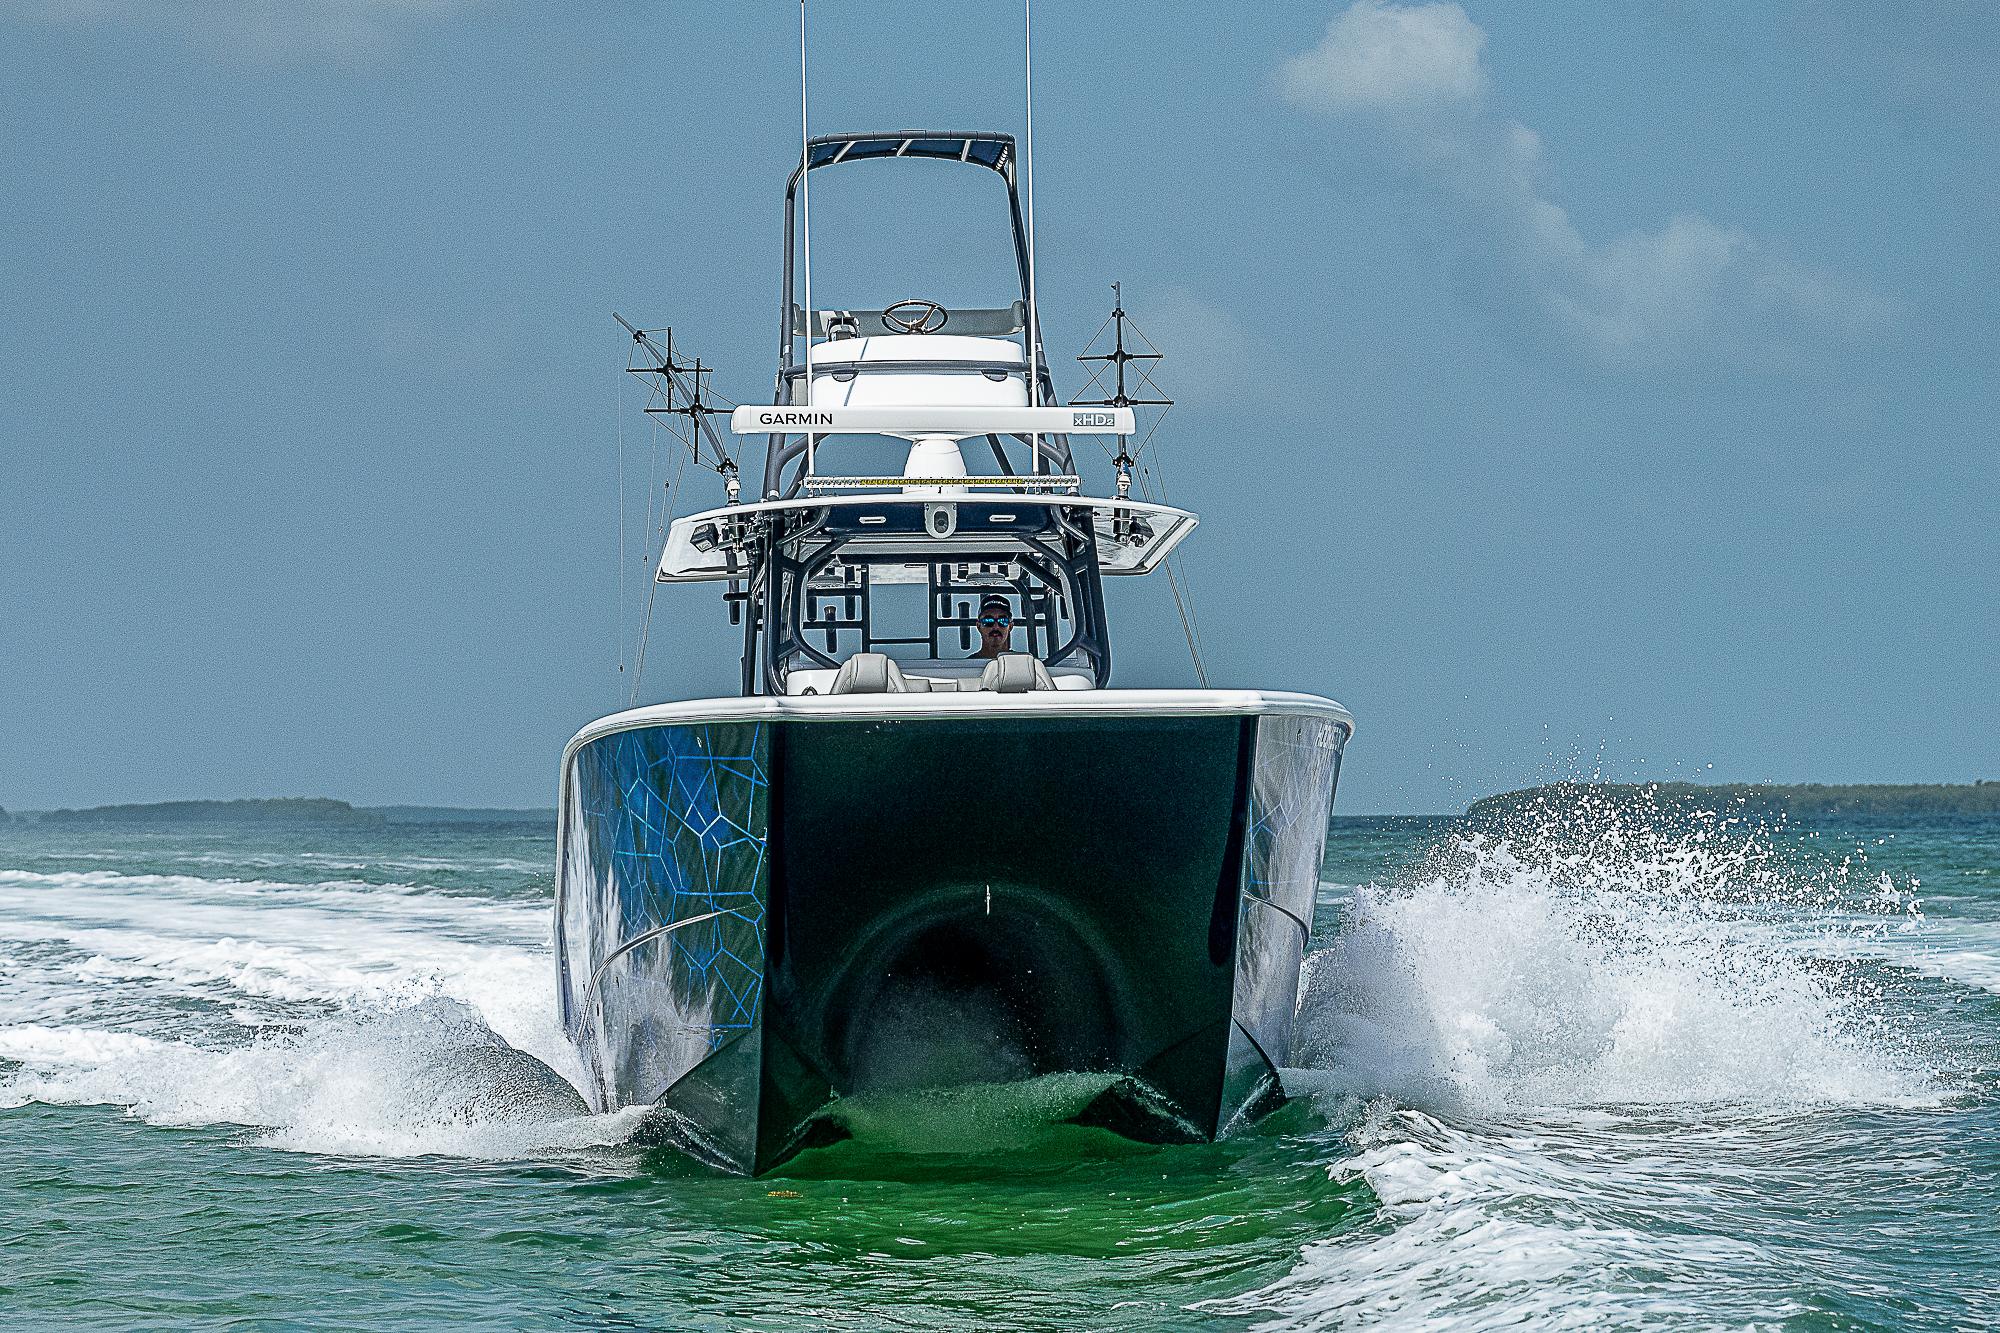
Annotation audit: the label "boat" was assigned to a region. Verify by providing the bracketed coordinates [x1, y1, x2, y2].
[553, 121, 1352, 1174]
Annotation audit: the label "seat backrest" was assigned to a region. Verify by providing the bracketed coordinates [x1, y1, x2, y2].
[978, 653, 1057, 693]
[830, 652, 908, 695]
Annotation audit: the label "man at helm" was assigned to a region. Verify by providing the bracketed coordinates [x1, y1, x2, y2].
[970, 593, 1014, 660]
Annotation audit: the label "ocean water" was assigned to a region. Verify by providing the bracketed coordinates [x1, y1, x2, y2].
[3, 805, 1996, 1330]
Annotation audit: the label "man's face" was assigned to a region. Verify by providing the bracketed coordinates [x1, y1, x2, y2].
[979, 607, 1012, 652]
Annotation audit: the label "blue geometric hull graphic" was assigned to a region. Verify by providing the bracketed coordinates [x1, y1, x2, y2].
[557, 721, 771, 1123]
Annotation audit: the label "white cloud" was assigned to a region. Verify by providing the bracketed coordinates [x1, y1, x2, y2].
[15, 0, 483, 64]
[1276, 0, 1485, 114]
[1278, 2, 1889, 367]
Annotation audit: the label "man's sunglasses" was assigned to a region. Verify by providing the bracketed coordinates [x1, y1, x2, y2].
[978, 614, 1012, 628]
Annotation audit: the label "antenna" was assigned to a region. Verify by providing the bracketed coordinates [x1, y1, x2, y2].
[1075, 283, 1172, 498]
[1022, 0, 1043, 470]
[798, 0, 818, 479]
[615, 313, 741, 503]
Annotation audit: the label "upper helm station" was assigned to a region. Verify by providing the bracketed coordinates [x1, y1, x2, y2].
[655, 131, 1196, 697]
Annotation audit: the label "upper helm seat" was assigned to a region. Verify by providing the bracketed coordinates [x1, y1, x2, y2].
[809, 334, 1029, 411]
[809, 333, 1025, 365]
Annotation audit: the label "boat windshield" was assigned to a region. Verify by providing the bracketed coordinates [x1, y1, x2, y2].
[777, 545, 1101, 683]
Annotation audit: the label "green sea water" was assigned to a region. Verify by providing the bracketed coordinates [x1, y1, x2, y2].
[3, 809, 1996, 1330]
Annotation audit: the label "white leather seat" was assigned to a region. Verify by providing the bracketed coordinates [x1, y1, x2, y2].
[830, 652, 909, 694]
[978, 653, 1057, 693]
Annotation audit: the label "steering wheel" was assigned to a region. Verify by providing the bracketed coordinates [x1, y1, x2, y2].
[882, 298, 949, 334]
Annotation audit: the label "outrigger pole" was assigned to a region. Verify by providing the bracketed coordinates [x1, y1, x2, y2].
[798, 0, 818, 481]
[1023, 0, 1043, 468]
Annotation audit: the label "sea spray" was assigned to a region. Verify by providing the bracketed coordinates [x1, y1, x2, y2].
[0, 859, 606, 1151]
[1293, 793, 1936, 1114]
[0, 997, 642, 1158]
[1208, 798, 1961, 1330]
[842, 975, 1036, 1093]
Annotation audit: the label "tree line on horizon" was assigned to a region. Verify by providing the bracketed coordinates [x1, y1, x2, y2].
[1465, 780, 1999, 821]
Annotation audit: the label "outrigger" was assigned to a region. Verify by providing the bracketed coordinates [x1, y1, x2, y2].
[554, 129, 1351, 1174]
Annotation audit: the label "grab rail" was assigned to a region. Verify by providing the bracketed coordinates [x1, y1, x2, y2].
[582, 909, 727, 1007]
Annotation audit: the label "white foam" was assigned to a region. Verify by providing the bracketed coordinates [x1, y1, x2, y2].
[1837, 913, 2000, 996]
[1, 999, 639, 1159]
[0, 1023, 172, 1069]
[1911, 944, 2000, 994]
[0, 862, 611, 1156]
[0, 868, 540, 939]
[1293, 830, 1935, 1115]
[0, 866, 563, 1040]
[1204, 1105, 1791, 1330]
[1227, 815, 1951, 1327]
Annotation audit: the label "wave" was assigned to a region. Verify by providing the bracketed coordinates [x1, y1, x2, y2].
[1202, 1104, 1791, 1330]
[1291, 813, 1940, 1115]
[0, 859, 599, 1157]
[0, 869, 547, 1003]
[1218, 806, 1959, 1328]
[0, 866, 525, 910]
[0, 998, 635, 1160]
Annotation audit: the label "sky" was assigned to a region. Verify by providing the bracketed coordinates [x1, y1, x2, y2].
[2, 0, 1995, 814]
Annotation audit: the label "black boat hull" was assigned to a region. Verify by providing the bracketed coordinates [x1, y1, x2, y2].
[556, 699, 1347, 1174]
